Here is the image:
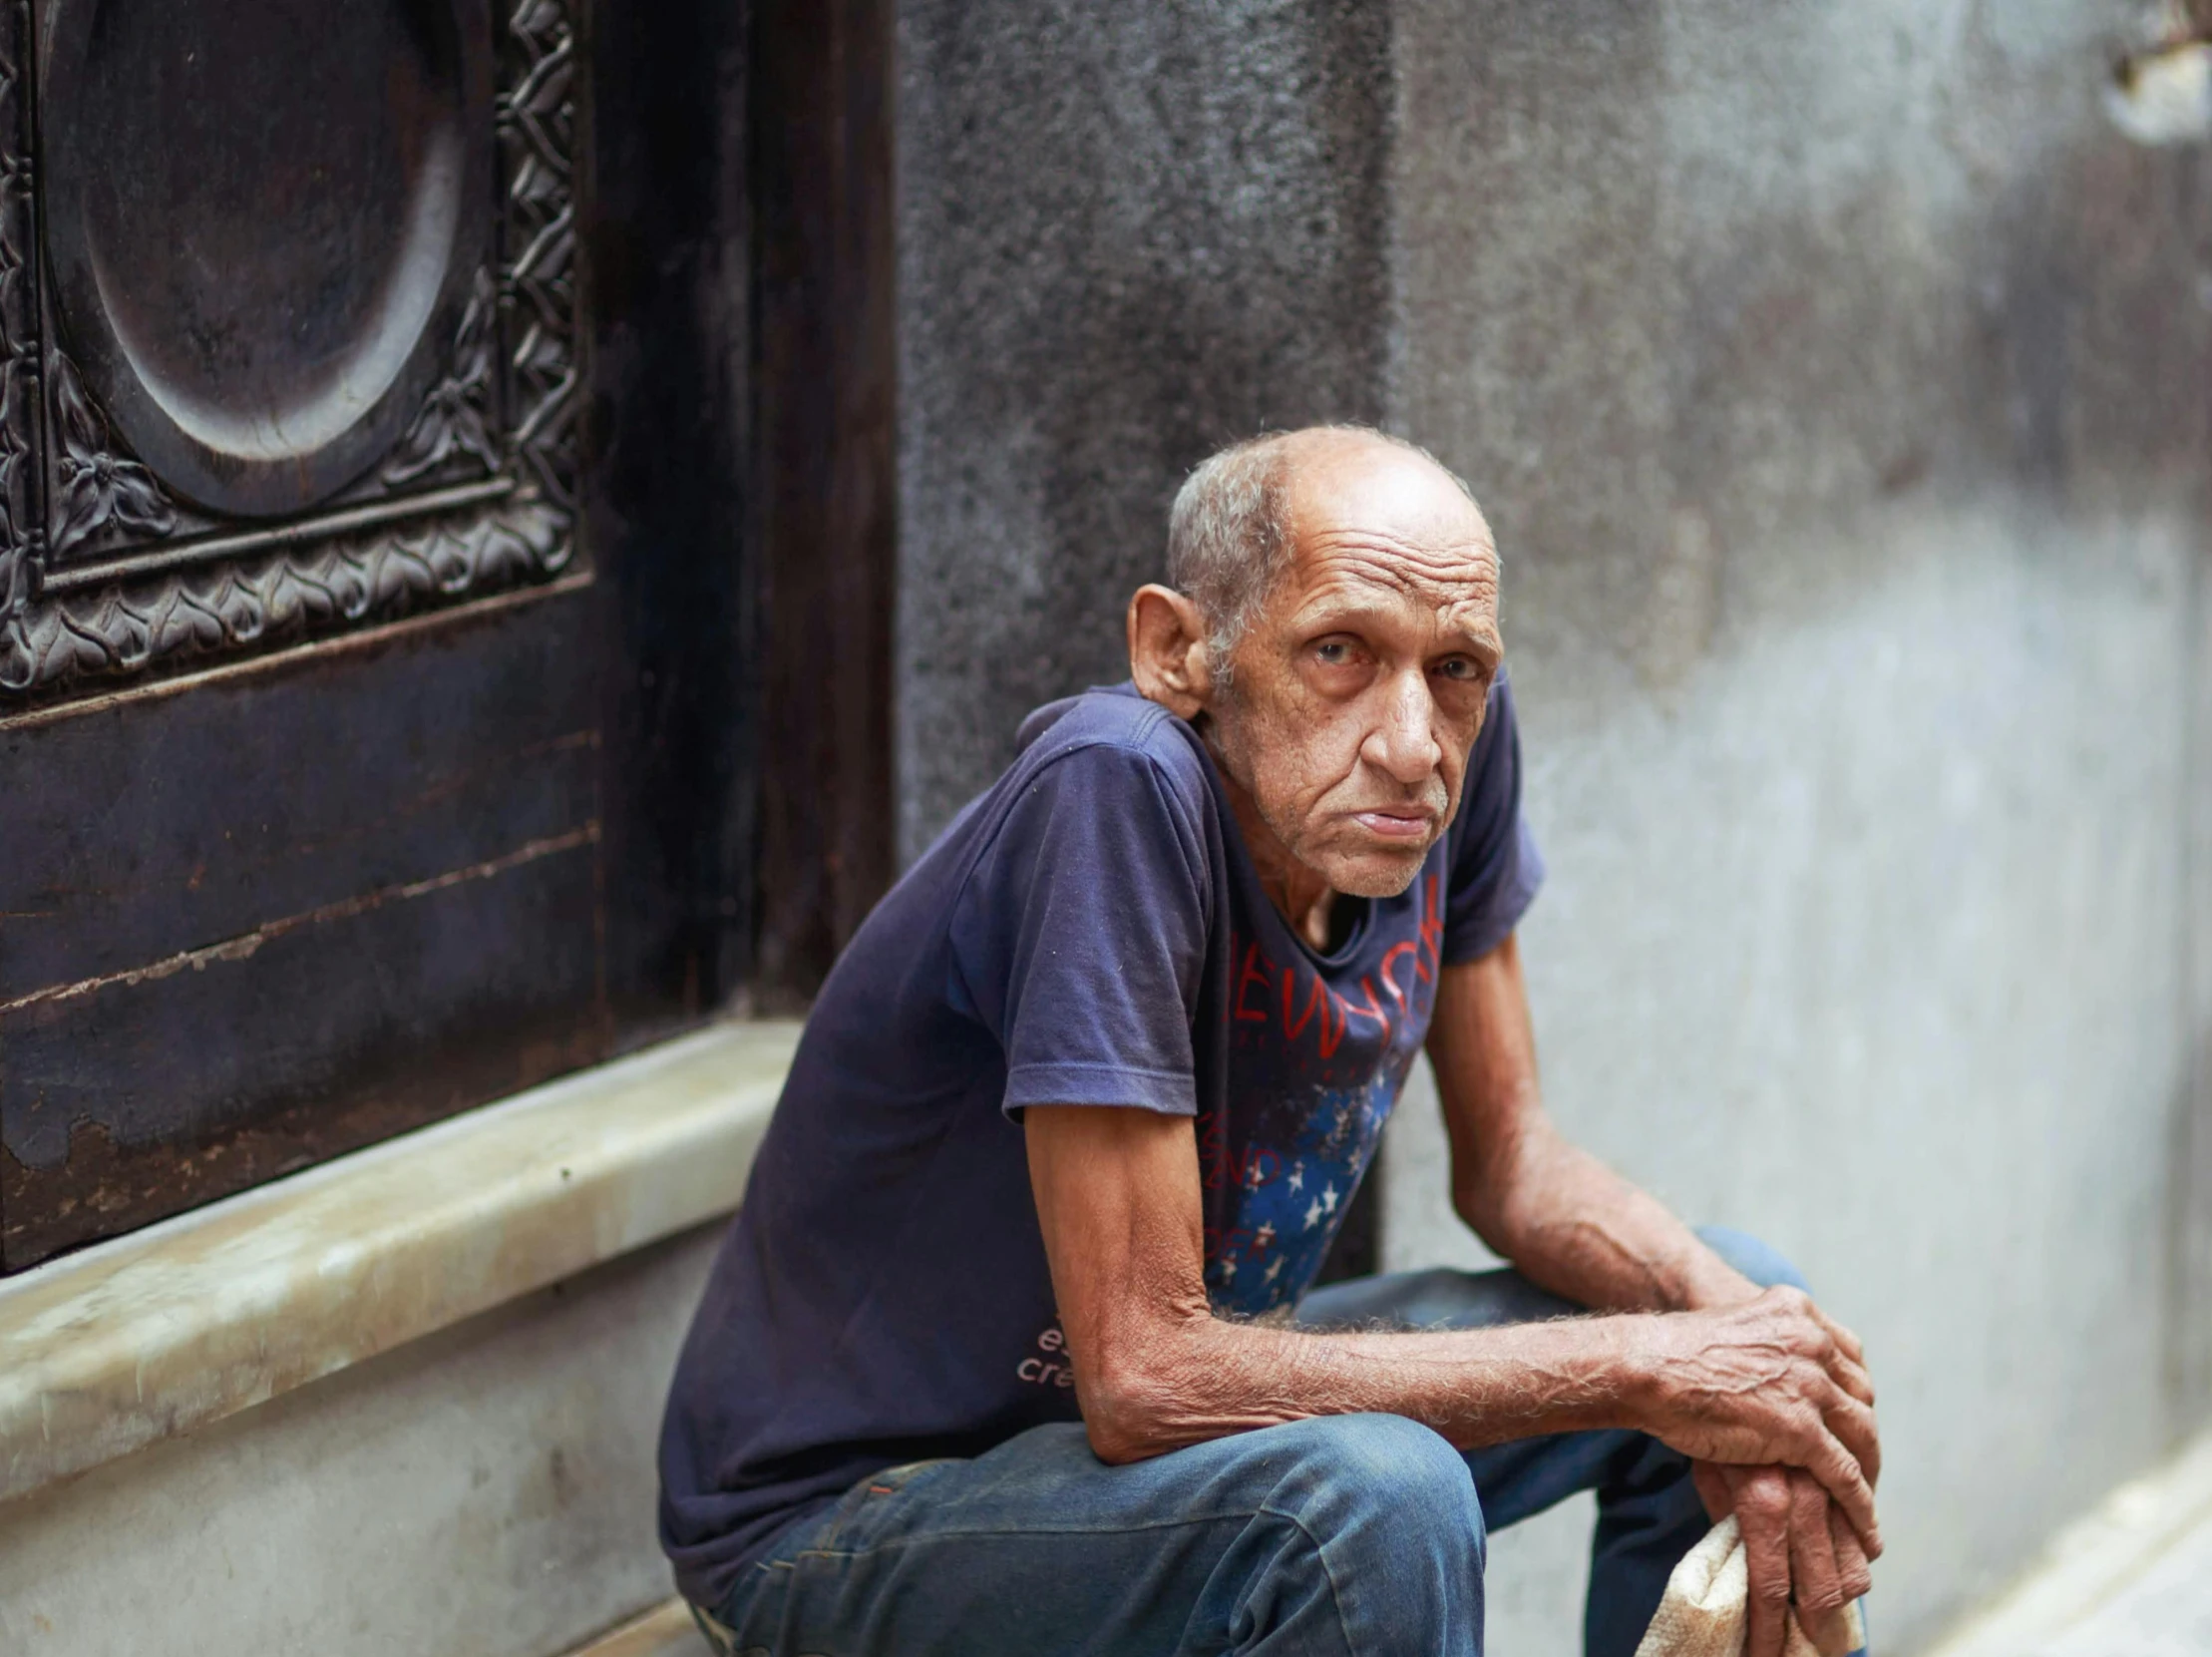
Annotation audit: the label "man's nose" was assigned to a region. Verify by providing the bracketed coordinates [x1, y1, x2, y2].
[1360, 672, 1442, 785]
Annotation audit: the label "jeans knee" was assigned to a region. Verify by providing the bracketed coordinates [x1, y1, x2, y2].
[1232, 1416, 1484, 1652]
[1268, 1414, 1485, 1561]
[1695, 1224, 1811, 1294]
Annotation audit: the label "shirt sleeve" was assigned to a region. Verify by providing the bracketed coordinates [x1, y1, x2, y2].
[1441, 672, 1546, 964]
[948, 739, 1212, 1119]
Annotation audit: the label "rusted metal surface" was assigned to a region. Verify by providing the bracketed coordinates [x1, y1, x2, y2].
[0, 590, 609, 1269]
[0, 589, 601, 1005]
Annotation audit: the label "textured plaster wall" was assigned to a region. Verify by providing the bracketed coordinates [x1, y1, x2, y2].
[0, 1229, 718, 1657]
[895, 0, 1394, 860]
[1384, 4, 2212, 1650]
[897, 2, 2212, 1654]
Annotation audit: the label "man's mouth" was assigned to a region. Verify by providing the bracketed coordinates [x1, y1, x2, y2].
[1348, 808, 1436, 842]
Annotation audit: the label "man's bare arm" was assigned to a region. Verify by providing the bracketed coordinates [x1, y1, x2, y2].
[1024, 1100, 1882, 1555]
[1429, 936, 1755, 1314]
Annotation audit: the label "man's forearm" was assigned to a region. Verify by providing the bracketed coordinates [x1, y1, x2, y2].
[1082, 1283, 1882, 1556]
[1475, 1122, 1758, 1314]
[1426, 942, 1756, 1315]
[1081, 1299, 1655, 1463]
[1413, 940, 1884, 1630]
[1027, 1102, 1881, 1546]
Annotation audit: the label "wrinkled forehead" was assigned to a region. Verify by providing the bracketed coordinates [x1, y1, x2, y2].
[1276, 442, 1500, 637]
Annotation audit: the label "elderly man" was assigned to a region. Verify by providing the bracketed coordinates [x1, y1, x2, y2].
[659, 427, 1881, 1657]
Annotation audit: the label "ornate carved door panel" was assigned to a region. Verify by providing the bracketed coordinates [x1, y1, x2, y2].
[2, 0, 579, 688]
[0, 0, 766, 1270]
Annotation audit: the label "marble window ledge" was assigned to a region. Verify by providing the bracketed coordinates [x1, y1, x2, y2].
[0, 1019, 799, 1506]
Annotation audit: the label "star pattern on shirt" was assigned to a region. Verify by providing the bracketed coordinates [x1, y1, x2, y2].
[1207, 1071, 1410, 1311]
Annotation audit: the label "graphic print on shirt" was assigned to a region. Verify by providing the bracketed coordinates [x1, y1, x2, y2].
[1014, 1318, 1077, 1390]
[1200, 869, 1447, 1314]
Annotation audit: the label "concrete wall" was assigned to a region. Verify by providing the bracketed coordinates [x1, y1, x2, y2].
[0, 1229, 719, 1657]
[896, 0, 1394, 860]
[897, 2, 2212, 1651]
[1382, 4, 2212, 1651]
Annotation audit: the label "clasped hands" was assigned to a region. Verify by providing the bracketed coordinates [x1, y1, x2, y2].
[1638, 1288, 1881, 1657]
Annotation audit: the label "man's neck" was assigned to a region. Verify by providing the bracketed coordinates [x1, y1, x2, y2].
[1204, 745, 1337, 950]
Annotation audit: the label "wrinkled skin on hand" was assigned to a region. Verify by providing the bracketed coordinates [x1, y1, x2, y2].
[1649, 1286, 1881, 1657]
[1692, 1462, 1874, 1657]
[1643, 1287, 1879, 1487]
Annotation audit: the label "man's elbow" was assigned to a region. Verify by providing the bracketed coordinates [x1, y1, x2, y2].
[1082, 1406, 1158, 1466]
[1076, 1347, 1207, 1465]
[1451, 1117, 1558, 1256]
[1449, 1176, 1486, 1234]
[1452, 1177, 1514, 1255]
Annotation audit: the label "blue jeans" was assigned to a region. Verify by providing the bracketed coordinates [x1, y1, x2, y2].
[695, 1227, 1806, 1657]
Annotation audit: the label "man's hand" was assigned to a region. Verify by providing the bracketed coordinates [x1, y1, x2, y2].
[1629, 1285, 1883, 1552]
[1669, 1288, 1879, 1657]
[1427, 942, 1884, 1634]
[1659, 1287, 1881, 1657]
[1693, 1462, 1874, 1657]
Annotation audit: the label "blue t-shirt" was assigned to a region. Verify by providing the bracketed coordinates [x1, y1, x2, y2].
[657, 679, 1543, 1609]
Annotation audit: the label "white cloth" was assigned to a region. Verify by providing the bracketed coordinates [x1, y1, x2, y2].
[1634, 1515, 1868, 1657]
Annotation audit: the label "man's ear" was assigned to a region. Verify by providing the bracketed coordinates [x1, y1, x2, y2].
[1127, 585, 1215, 719]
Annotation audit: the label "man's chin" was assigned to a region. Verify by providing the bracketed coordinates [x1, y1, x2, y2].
[1316, 849, 1430, 902]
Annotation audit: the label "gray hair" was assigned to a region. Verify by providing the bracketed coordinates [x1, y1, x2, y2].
[1165, 425, 1479, 675]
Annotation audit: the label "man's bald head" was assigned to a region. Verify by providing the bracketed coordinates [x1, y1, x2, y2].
[1165, 426, 1488, 669]
[1134, 425, 1501, 907]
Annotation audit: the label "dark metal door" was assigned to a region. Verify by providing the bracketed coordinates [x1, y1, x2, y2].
[0, 0, 765, 1270]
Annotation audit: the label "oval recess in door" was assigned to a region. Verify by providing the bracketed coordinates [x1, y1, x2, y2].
[40, 0, 494, 519]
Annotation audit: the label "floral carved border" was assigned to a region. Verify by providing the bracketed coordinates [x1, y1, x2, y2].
[501, 0, 577, 511]
[0, 0, 582, 697]
[0, 0, 41, 625]
[381, 265, 500, 490]
[3, 496, 570, 688]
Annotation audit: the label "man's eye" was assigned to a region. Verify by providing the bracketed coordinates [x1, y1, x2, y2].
[1435, 657, 1480, 680]
[1315, 641, 1353, 665]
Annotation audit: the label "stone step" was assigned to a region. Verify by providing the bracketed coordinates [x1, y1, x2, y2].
[1926, 1428, 2212, 1657]
[565, 1601, 708, 1657]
